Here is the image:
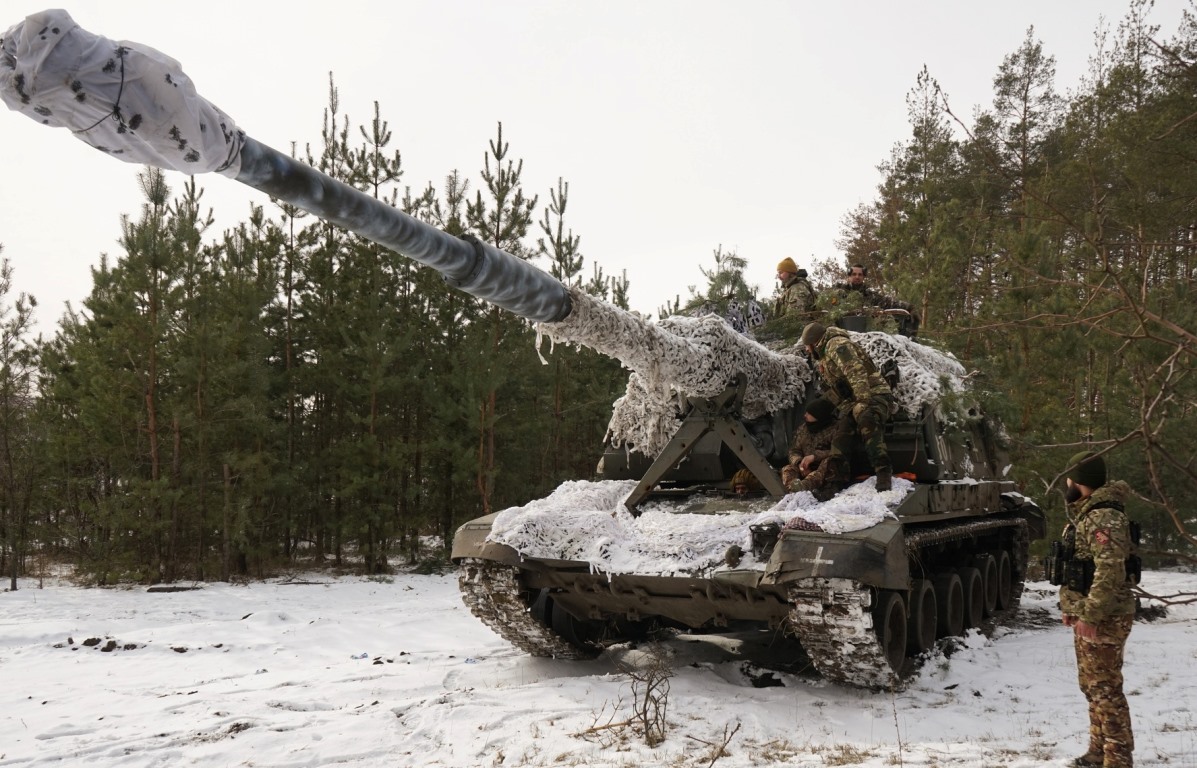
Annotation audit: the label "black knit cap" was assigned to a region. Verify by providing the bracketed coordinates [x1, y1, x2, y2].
[1065, 451, 1106, 489]
[805, 397, 836, 423]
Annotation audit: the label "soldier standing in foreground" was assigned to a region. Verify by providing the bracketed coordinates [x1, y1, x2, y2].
[1056, 451, 1136, 768]
[774, 257, 817, 319]
[798, 322, 894, 491]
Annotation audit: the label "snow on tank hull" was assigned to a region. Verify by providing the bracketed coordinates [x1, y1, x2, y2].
[452, 477, 1044, 689]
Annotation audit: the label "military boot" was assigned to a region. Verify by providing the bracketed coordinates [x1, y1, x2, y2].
[875, 466, 893, 492]
[1070, 754, 1101, 767]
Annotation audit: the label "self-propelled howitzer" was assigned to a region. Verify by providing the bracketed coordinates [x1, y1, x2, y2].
[2, 9, 1045, 688]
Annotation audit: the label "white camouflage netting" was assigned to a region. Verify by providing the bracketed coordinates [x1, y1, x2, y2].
[537, 288, 813, 456]
[1, 9, 243, 175]
[538, 289, 970, 456]
[602, 372, 682, 462]
[488, 478, 911, 577]
[852, 330, 969, 418]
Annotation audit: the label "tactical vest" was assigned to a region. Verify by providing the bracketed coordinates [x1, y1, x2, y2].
[1045, 500, 1141, 595]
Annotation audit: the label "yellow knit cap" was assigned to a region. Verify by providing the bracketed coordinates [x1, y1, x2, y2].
[777, 257, 799, 274]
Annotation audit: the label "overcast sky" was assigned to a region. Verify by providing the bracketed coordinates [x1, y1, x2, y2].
[0, 1, 1188, 338]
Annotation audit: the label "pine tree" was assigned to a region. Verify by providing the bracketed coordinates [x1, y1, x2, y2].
[40, 169, 196, 582]
[681, 245, 758, 315]
[465, 122, 538, 515]
[0, 255, 40, 590]
[531, 176, 626, 486]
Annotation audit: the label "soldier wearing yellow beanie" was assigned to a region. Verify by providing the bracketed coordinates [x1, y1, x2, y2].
[774, 258, 816, 319]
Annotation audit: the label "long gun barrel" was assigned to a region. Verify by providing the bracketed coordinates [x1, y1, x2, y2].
[1, 10, 569, 324]
[235, 137, 572, 323]
[1, 9, 812, 458]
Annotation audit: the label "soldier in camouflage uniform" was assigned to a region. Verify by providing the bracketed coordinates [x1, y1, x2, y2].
[774, 257, 817, 319]
[779, 397, 845, 500]
[1058, 451, 1136, 768]
[799, 322, 895, 491]
[835, 263, 920, 336]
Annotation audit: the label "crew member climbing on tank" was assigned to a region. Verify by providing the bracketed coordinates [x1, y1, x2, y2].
[779, 397, 846, 501]
[799, 322, 895, 492]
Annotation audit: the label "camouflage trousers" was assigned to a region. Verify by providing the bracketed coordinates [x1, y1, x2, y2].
[1075, 614, 1134, 767]
[830, 393, 893, 474]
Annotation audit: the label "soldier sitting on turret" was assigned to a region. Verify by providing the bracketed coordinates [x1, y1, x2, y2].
[800, 321, 895, 492]
[835, 263, 919, 336]
[779, 397, 846, 501]
[774, 257, 818, 319]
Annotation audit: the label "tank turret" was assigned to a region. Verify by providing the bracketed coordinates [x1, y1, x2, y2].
[2, 9, 1045, 688]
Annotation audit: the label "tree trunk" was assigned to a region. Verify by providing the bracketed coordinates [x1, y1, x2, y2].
[221, 463, 232, 582]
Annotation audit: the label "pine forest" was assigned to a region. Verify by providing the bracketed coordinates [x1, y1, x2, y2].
[0, 3, 1194, 585]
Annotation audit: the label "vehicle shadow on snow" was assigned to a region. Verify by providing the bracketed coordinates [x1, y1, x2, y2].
[454, 626, 819, 692]
[459, 597, 1065, 694]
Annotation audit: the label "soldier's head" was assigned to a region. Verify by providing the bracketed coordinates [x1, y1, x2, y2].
[1064, 450, 1106, 502]
[730, 468, 759, 496]
[804, 397, 836, 430]
[776, 257, 799, 282]
[800, 321, 827, 358]
[847, 264, 867, 287]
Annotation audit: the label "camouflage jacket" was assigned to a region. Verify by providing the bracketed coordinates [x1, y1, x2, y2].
[787, 420, 834, 465]
[815, 326, 891, 407]
[782, 421, 836, 490]
[1059, 480, 1136, 623]
[775, 274, 817, 318]
[835, 282, 914, 314]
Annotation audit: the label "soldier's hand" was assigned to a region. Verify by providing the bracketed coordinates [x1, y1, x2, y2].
[1074, 619, 1098, 639]
[800, 455, 815, 473]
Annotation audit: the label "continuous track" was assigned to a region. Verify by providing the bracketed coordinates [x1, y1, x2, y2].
[458, 558, 599, 660]
[788, 578, 899, 688]
[788, 518, 1029, 689]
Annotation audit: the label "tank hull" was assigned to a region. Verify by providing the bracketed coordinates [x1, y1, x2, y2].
[451, 482, 1043, 688]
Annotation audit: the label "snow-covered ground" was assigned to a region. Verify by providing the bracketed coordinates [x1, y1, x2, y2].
[2, 569, 1194, 767]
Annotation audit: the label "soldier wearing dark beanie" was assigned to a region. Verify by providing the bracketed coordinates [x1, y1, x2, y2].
[780, 397, 844, 499]
[1066, 451, 1107, 490]
[1057, 448, 1136, 768]
[804, 397, 836, 428]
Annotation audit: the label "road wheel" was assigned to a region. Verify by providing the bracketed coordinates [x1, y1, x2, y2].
[994, 549, 1014, 611]
[872, 590, 908, 674]
[976, 554, 999, 617]
[530, 589, 598, 650]
[933, 571, 964, 638]
[906, 579, 938, 654]
[957, 566, 984, 630]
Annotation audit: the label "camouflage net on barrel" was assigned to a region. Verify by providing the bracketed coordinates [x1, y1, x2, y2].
[537, 288, 814, 456]
[537, 288, 972, 457]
